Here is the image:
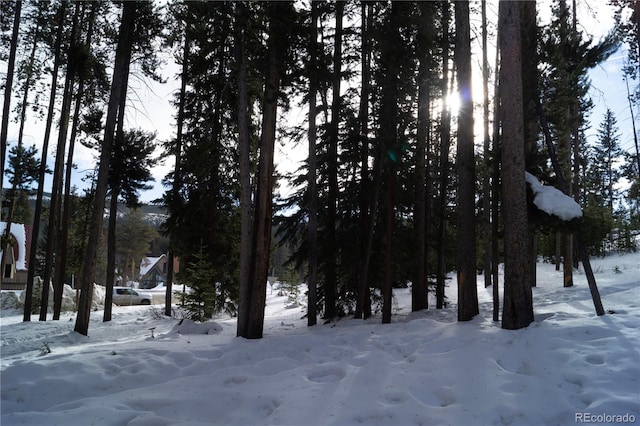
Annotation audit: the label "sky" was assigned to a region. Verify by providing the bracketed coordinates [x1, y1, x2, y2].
[1, 250, 639, 425]
[1, 0, 635, 204]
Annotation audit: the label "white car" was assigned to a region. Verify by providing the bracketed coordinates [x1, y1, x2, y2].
[112, 287, 153, 306]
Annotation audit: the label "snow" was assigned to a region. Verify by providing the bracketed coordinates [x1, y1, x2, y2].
[140, 255, 164, 277]
[2, 253, 639, 425]
[525, 172, 583, 221]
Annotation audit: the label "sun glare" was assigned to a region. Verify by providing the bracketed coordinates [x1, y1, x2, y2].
[446, 94, 461, 114]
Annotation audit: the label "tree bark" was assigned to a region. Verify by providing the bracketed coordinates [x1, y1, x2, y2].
[521, 0, 538, 288]
[306, 1, 319, 327]
[23, 2, 65, 321]
[235, 2, 253, 335]
[499, 0, 534, 330]
[103, 190, 118, 322]
[167, 20, 189, 318]
[355, 2, 373, 320]
[436, 1, 451, 310]
[324, 1, 344, 320]
[481, 0, 492, 290]
[380, 2, 400, 324]
[243, 2, 293, 339]
[0, 1, 21, 198]
[46, 2, 81, 321]
[455, 0, 479, 322]
[75, 2, 136, 336]
[56, 2, 97, 319]
[412, 1, 432, 312]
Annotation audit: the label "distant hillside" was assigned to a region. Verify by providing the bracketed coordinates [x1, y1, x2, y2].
[3, 189, 168, 228]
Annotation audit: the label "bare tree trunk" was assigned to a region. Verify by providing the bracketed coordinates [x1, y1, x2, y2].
[481, 0, 492, 289]
[355, 2, 373, 320]
[436, 1, 451, 310]
[56, 2, 97, 319]
[380, 2, 400, 324]
[499, 0, 534, 330]
[559, 0, 574, 288]
[491, 73, 501, 322]
[324, 1, 344, 320]
[243, 2, 292, 339]
[0, 2, 28, 293]
[521, 0, 538, 288]
[23, 2, 65, 321]
[412, 1, 432, 312]
[0, 1, 21, 200]
[166, 22, 189, 318]
[103, 190, 118, 322]
[306, 2, 319, 327]
[48, 2, 81, 320]
[491, 13, 501, 313]
[75, 2, 136, 336]
[455, 0, 479, 322]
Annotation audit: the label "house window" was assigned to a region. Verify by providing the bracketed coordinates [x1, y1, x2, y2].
[4, 264, 13, 279]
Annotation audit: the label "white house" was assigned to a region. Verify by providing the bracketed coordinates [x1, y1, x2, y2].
[0, 222, 31, 290]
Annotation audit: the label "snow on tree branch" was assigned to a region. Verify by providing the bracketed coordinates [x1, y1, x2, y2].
[525, 172, 583, 221]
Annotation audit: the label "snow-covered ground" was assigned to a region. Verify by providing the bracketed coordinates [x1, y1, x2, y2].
[1, 253, 639, 426]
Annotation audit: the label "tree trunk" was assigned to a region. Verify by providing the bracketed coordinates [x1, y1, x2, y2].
[481, 0, 492, 289]
[436, 1, 451, 310]
[103, 191, 118, 322]
[47, 2, 81, 320]
[558, 0, 574, 288]
[166, 21, 189, 319]
[355, 2, 373, 320]
[324, 1, 344, 320]
[538, 98, 605, 316]
[235, 2, 253, 335]
[243, 2, 293, 339]
[491, 56, 501, 322]
[380, 2, 400, 324]
[412, 1, 432, 312]
[455, 0, 479, 322]
[499, 0, 534, 330]
[0, 1, 21, 198]
[23, 2, 65, 321]
[75, 2, 136, 336]
[306, 2, 319, 327]
[56, 2, 97, 320]
[521, 0, 538, 289]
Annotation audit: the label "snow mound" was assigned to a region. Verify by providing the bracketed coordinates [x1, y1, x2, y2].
[1, 291, 20, 310]
[173, 319, 222, 335]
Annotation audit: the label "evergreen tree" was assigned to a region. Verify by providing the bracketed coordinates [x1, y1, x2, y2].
[180, 244, 217, 321]
[162, 2, 248, 329]
[582, 109, 624, 254]
[540, 0, 618, 286]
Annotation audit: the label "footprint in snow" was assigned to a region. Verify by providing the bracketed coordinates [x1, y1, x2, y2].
[306, 365, 346, 383]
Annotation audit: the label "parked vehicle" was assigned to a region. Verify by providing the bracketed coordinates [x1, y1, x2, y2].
[112, 287, 153, 306]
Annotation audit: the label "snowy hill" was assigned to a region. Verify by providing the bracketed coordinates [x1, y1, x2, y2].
[1, 253, 639, 425]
